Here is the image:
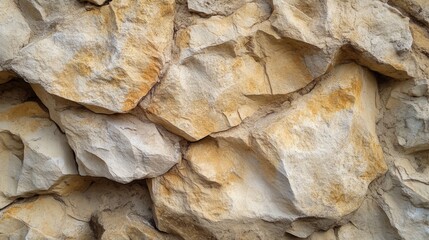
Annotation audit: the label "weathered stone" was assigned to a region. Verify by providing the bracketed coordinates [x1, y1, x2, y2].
[143, 27, 331, 141]
[389, 0, 429, 27]
[187, 0, 249, 16]
[270, 0, 417, 79]
[149, 63, 387, 238]
[0, 82, 77, 208]
[0, 179, 177, 239]
[34, 85, 181, 183]
[10, 0, 175, 113]
[336, 198, 401, 240]
[385, 79, 429, 153]
[0, 0, 31, 65]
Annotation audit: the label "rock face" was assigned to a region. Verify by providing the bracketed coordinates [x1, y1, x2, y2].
[1, 0, 429, 239]
[33, 85, 181, 184]
[149, 63, 387, 239]
[0, 81, 77, 208]
[7, 0, 175, 113]
[0, 178, 178, 239]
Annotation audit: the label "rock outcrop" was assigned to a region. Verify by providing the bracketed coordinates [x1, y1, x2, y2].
[0, 0, 428, 239]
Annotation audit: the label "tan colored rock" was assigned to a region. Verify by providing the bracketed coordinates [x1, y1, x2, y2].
[149, 63, 387, 238]
[11, 0, 175, 113]
[0, 179, 177, 239]
[336, 198, 400, 240]
[187, 0, 249, 16]
[0, 82, 77, 208]
[389, 0, 429, 27]
[270, 0, 417, 79]
[0, 0, 31, 65]
[34, 85, 181, 183]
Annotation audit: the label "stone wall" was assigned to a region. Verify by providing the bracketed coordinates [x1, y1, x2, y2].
[0, 0, 428, 239]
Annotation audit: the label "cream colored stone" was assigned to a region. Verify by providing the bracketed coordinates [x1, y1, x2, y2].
[0, 179, 176, 239]
[33, 85, 181, 183]
[143, 31, 331, 141]
[270, 0, 417, 79]
[0, 82, 77, 208]
[187, 0, 249, 16]
[149, 63, 387, 238]
[11, 0, 175, 113]
[0, 0, 31, 65]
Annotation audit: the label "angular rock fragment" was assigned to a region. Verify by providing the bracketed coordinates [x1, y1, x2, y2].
[10, 0, 175, 113]
[34, 85, 181, 183]
[143, 22, 331, 141]
[385, 79, 429, 153]
[0, 0, 31, 65]
[0, 81, 77, 208]
[187, 0, 249, 16]
[271, 0, 417, 79]
[149, 63, 387, 238]
[0, 179, 178, 239]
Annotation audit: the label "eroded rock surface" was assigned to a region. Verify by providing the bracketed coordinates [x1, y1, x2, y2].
[149, 63, 387, 239]
[1, 0, 429, 239]
[0, 81, 77, 208]
[8, 0, 175, 113]
[0, 179, 178, 239]
[33, 85, 181, 183]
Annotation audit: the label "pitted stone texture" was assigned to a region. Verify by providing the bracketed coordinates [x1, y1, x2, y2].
[11, 0, 175, 113]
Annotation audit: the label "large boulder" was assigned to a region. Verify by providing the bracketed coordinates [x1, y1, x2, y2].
[9, 0, 175, 113]
[149, 63, 387, 239]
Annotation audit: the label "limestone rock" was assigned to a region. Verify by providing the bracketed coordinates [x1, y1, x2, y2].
[187, 0, 249, 16]
[0, 82, 77, 208]
[143, 8, 331, 141]
[385, 79, 429, 153]
[336, 198, 401, 240]
[0, 179, 177, 239]
[389, 0, 429, 27]
[84, 0, 108, 6]
[34, 85, 181, 183]
[10, 0, 175, 113]
[149, 63, 387, 238]
[270, 0, 417, 79]
[0, 0, 31, 65]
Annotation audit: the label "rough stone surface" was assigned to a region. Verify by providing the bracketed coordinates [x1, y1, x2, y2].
[33, 85, 181, 184]
[9, 0, 175, 113]
[149, 64, 387, 239]
[0, 178, 178, 239]
[1, 0, 429, 239]
[0, 81, 77, 208]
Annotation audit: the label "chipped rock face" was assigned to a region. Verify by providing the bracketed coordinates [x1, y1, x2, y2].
[143, 2, 332, 141]
[0, 81, 77, 208]
[0, 179, 177, 239]
[9, 0, 175, 113]
[271, 0, 417, 79]
[1, 0, 429, 239]
[384, 79, 429, 153]
[149, 63, 387, 239]
[33, 85, 181, 183]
